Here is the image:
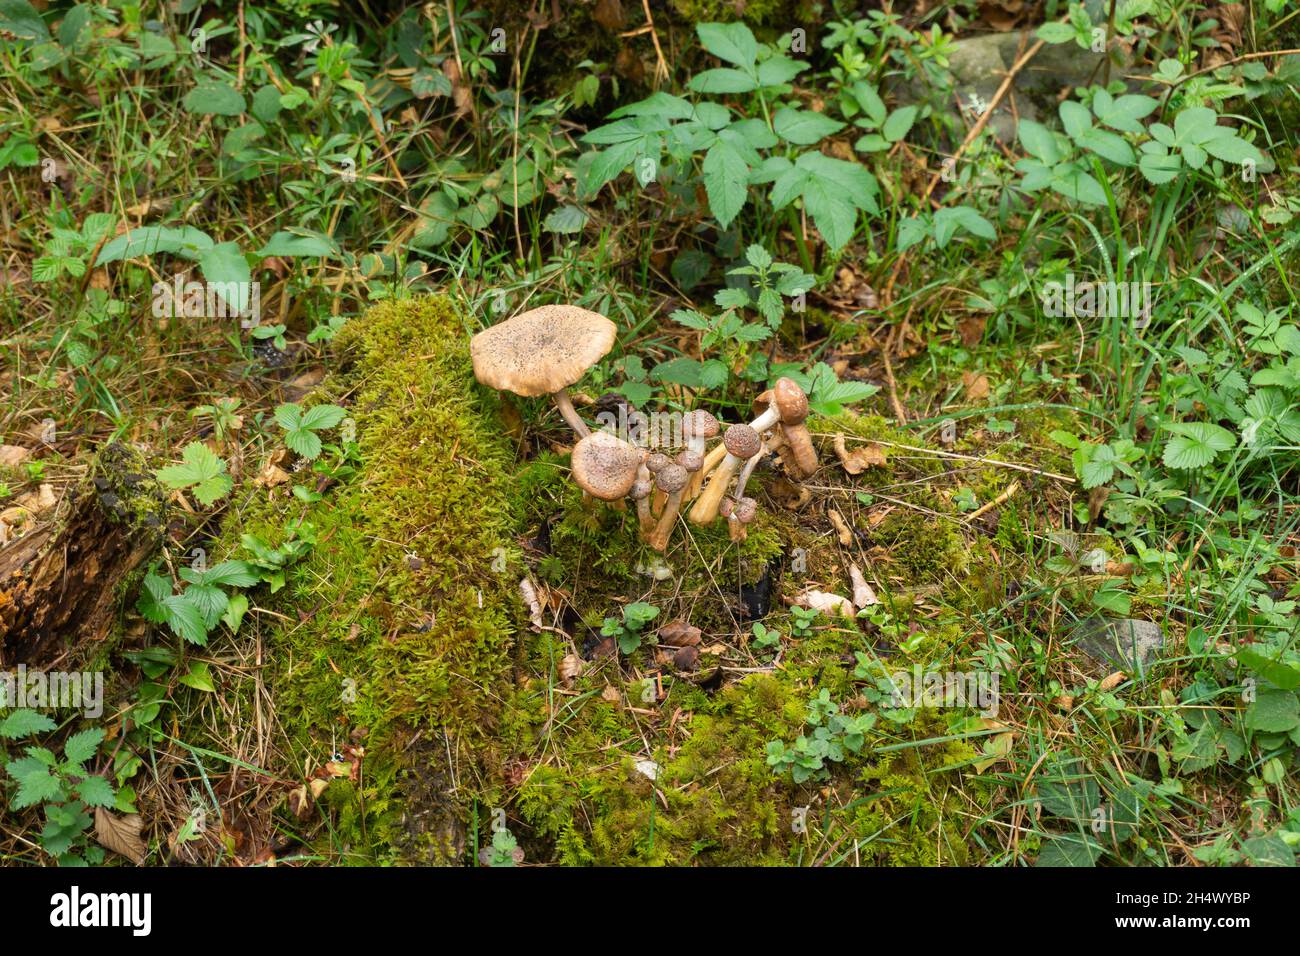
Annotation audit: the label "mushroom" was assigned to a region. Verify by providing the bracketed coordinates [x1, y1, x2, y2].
[689, 423, 762, 525]
[646, 463, 690, 552]
[645, 452, 671, 515]
[681, 410, 719, 498]
[470, 304, 616, 438]
[570, 430, 644, 501]
[677, 447, 703, 496]
[729, 496, 757, 542]
[630, 463, 655, 533]
[750, 377, 815, 478]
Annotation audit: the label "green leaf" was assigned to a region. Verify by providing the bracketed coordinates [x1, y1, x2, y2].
[1035, 21, 1078, 44]
[255, 230, 338, 258]
[0, 709, 56, 739]
[696, 22, 757, 69]
[63, 728, 104, 766]
[1018, 119, 1060, 165]
[1237, 649, 1300, 691]
[222, 592, 249, 634]
[0, 0, 50, 42]
[285, 428, 323, 460]
[6, 757, 62, 809]
[197, 242, 252, 314]
[182, 82, 246, 117]
[1245, 689, 1300, 733]
[96, 226, 214, 265]
[701, 139, 749, 228]
[75, 775, 115, 808]
[156, 442, 232, 505]
[179, 662, 216, 693]
[881, 105, 918, 143]
[773, 107, 844, 145]
[163, 594, 211, 645]
[300, 404, 347, 431]
[543, 204, 588, 234]
[1162, 422, 1236, 470]
[688, 68, 758, 94]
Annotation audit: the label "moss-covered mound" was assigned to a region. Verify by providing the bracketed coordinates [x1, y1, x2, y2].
[192, 295, 993, 866]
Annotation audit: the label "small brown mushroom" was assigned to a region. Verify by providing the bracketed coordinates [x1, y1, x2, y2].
[470, 304, 616, 438]
[571, 430, 644, 500]
[646, 463, 690, 552]
[682, 410, 719, 498]
[729, 496, 758, 542]
[750, 377, 815, 478]
[690, 424, 762, 525]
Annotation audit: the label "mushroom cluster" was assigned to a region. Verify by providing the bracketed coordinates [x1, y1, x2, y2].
[471, 305, 818, 552]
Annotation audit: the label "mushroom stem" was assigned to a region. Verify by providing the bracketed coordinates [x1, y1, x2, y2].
[552, 388, 590, 438]
[733, 450, 762, 502]
[696, 442, 729, 489]
[781, 423, 817, 477]
[689, 454, 741, 525]
[648, 490, 686, 551]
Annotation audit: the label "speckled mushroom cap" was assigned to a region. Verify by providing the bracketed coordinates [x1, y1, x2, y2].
[677, 449, 703, 471]
[722, 423, 761, 459]
[683, 409, 720, 439]
[735, 497, 758, 522]
[571, 430, 644, 500]
[470, 305, 617, 398]
[655, 463, 690, 494]
[645, 453, 670, 473]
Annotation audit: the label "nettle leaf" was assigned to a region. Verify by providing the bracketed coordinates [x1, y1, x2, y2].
[770, 153, 878, 251]
[0, 709, 56, 739]
[688, 68, 757, 94]
[756, 55, 805, 87]
[75, 775, 115, 808]
[63, 728, 104, 767]
[773, 107, 844, 145]
[1162, 422, 1236, 470]
[6, 757, 62, 809]
[653, 357, 705, 388]
[155, 442, 233, 505]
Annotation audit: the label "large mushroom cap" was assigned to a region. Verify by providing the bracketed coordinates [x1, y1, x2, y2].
[762, 377, 808, 424]
[571, 430, 643, 500]
[683, 409, 720, 440]
[722, 423, 762, 458]
[471, 305, 617, 398]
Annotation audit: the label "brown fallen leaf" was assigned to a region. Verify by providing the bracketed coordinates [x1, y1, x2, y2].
[256, 462, 291, 488]
[658, 619, 701, 647]
[1098, 671, 1126, 692]
[962, 371, 991, 401]
[518, 576, 545, 630]
[0, 444, 30, 467]
[848, 563, 878, 609]
[792, 588, 856, 618]
[832, 434, 887, 475]
[829, 507, 853, 545]
[673, 645, 700, 671]
[558, 653, 583, 684]
[94, 807, 146, 865]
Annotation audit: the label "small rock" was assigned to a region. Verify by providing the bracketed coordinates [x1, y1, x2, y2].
[1070, 618, 1163, 673]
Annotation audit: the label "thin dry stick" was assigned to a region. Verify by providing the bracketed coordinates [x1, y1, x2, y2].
[640, 0, 670, 84]
[965, 479, 1021, 522]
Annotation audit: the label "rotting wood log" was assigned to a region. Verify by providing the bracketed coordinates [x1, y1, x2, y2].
[0, 442, 168, 668]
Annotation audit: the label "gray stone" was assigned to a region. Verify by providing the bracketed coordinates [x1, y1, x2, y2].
[1070, 617, 1164, 673]
[891, 30, 1127, 144]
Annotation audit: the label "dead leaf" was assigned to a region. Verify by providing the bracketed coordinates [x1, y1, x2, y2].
[0, 444, 31, 467]
[957, 315, 987, 347]
[848, 563, 878, 609]
[593, 0, 624, 30]
[94, 807, 146, 864]
[519, 576, 545, 630]
[673, 645, 700, 671]
[256, 462, 291, 488]
[658, 619, 701, 647]
[1087, 485, 1110, 523]
[832, 433, 887, 475]
[1098, 671, 1126, 692]
[829, 507, 853, 545]
[962, 371, 991, 401]
[792, 589, 856, 618]
[558, 653, 583, 684]
[971, 719, 1014, 773]
[600, 683, 621, 704]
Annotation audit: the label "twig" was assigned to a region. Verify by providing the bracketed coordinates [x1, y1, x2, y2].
[965, 480, 1021, 522]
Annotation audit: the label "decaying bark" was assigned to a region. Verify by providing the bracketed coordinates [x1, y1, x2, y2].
[0, 443, 168, 668]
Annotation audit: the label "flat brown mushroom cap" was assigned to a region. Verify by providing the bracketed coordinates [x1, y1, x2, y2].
[571, 430, 643, 500]
[772, 377, 809, 424]
[470, 305, 617, 398]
